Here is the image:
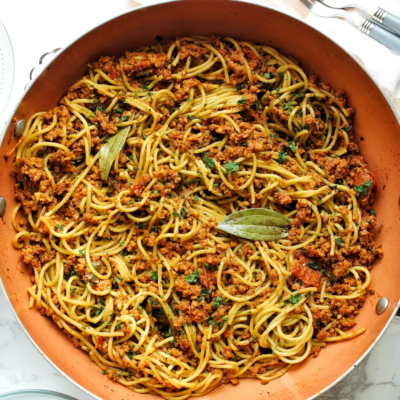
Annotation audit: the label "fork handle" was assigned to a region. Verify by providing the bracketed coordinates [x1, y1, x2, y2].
[373, 8, 400, 37]
[360, 20, 400, 54]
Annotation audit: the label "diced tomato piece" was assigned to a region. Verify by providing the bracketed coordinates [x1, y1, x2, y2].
[96, 336, 105, 347]
[203, 266, 211, 290]
[110, 70, 117, 80]
[203, 267, 216, 290]
[353, 168, 371, 187]
[291, 256, 323, 291]
[243, 47, 258, 60]
[129, 177, 143, 196]
[353, 168, 377, 205]
[348, 154, 363, 167]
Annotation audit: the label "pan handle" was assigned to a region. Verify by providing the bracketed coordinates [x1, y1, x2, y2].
[25, 48, 62, 89]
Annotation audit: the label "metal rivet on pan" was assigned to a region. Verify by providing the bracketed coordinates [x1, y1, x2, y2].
[14, 119, 26, 137]
[0, 197, 6, 217]
[376, 297, 389, 315]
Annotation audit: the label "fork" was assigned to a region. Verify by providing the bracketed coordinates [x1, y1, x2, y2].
[317, 0, 400, 37]
[300, 0, 400, 53]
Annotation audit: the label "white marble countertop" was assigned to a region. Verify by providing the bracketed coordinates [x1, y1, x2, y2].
[0, 1, 399, 399]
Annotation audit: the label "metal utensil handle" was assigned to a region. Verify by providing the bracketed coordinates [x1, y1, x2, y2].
[373, 8, 400, 37]
[360, 20, 400, 54]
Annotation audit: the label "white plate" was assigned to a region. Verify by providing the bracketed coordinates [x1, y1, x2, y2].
[0, 18, 14, 119]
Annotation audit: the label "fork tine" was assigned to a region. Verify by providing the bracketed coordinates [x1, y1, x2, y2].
[299, 0, 342, 18]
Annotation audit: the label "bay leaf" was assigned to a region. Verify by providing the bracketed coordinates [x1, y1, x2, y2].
[220, 208, 290, 226]
[99, 120, 133, 180]
[217, 208, 290, 241]
[227, 215, 288, 228]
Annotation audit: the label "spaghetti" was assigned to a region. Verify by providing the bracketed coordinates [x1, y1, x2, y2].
[12, 36, 381, 398]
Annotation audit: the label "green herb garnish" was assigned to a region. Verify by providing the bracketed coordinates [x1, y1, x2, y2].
[150, 271, 158, 281]
[289, 294, 301, 304]
[185, 271, 199, 283]
[203, 156, 215, 169]
[354, 179, 372, 198]
[278, 149, 287, 164]
[225, 161, 240, 174]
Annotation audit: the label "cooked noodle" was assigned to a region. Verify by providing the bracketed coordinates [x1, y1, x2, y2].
[12, 36, 381, 398]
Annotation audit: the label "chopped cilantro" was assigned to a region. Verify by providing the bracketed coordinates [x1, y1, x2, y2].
[203, 156, 215, 168]
[127, 350, 136, 359]
[289, 141, 296, 152]
[264, 72, 271, 78]
[91, 306, 104, 316]
[237, 98, 246, 105]
[369, 209, 376, 215]
[79, 250, 85, 257]
[283, 101, 293, 110]
[185, 271, 199, 283]
[335, 237, 344, 246]
[307, 260, 325, 274]
[225, 161, 240, 174]
[212, 297, 225, 308]
[208, 316, 216, 327]
[150, 271, 158, 281]
[289, 294, 301, 304]
[354, 179, 372, 198]
[278, 149, 287, 164]
[342, 125, 353, 132]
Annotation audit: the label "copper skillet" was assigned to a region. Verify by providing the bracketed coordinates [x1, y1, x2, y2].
[0, 0, 399, 399]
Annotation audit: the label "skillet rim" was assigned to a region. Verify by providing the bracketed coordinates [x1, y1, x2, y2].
[1, 1, 399, 399]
